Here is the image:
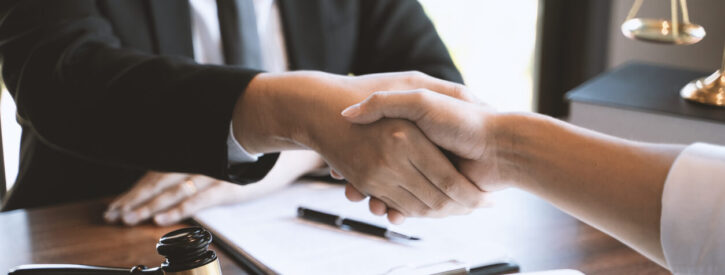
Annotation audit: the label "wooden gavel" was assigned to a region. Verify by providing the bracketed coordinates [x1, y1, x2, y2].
[8, 227, 222, 275]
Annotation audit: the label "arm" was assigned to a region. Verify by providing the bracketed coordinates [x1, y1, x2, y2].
[490, 113, 681, 265]
[0, 0, 481, 221]
[105, 150, 324, 226]
[234, 71, 486, 222]
[342, 90, 684, 265]
[0, 0, 274, 182]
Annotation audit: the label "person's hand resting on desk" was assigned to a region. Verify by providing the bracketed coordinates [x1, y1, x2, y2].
[105, 150, 324, 226]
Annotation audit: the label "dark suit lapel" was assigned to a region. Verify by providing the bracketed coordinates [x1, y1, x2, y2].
[278, 0, 326, 70]
[147, 0, 194, 58]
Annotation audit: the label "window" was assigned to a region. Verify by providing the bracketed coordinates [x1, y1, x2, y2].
[1, 86, 19, 190]
[419, 0, 540, 112]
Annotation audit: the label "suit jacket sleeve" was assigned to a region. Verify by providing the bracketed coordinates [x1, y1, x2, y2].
[354, 0, 464, 84]
[0, 0, 278, 184]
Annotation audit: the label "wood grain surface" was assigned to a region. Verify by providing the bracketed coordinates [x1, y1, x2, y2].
[0, 190, 669, 274]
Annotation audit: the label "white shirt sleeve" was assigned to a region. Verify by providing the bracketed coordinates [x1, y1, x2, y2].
[190, 0, 287, 165]
[661, 143, 725, 274]
[227, 124, 263, 164]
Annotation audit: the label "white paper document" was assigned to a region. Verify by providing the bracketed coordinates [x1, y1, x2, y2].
[194, 181, 511, 275]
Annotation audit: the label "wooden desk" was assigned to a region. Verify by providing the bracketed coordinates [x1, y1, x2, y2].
[0, 190, 668, 274]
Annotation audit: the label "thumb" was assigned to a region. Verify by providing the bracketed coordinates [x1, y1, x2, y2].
[341, 90, 430, 124]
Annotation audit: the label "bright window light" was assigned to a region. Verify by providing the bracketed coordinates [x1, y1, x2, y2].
[419, 0, 539, 112]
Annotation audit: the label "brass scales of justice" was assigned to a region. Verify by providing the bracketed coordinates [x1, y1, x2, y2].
[621, 0, 725, 107]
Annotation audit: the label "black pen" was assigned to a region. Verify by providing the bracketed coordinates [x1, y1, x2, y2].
[297, 207, 421, 241]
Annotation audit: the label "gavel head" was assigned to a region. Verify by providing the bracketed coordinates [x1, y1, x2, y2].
[155, 227, 222, 275]
[9, 227, 223, 275]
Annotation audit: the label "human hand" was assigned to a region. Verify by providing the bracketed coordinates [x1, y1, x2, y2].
[105, 150, 323, 226]
[234, 71, 487, 224]
[341, 89, 522, 194]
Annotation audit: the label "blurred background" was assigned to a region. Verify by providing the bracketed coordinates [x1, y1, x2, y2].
[1, 0, 724, 192]
[419, 0, 539, 112]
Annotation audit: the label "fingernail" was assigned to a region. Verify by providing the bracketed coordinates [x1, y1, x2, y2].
[154, 214, 171, 226]
[154, 212, 179, 226]
[123, 208, 149, 225]
[122, 212, 139, 225]
[104, 210, 120, 222]
[341, 105, 360, 117]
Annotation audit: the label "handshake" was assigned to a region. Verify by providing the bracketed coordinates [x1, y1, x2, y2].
[234, 71, 524, 224]
[103, 70, 699, 269]
[107, 70, 684, 268]
[105, 71, 524, 226]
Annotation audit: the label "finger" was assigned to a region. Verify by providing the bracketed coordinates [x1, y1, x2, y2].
[110, 172, 188, 213]
[153, 182, 224, 226]
[330, 168, 345, 180]
[106, 172, 184, 223]
[103, 208, 122, 223]
[122, 176, 215, 225]
[368, 197, 387, 216]
[373, 129, 474, 217]
[341, 90, 432, 124]
[399, 158, 468, 217]
[373, 71, 475, 102]
[377, 186, 432, 218]
[386, 209, 407, 224]
[107, 172, 166, 211]
[408, 133, 487, 210]
[405, 72, 476, 102]
[345, 184, 367, 202]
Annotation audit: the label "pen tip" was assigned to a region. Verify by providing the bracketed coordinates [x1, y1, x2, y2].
[410, 236, 421, 241]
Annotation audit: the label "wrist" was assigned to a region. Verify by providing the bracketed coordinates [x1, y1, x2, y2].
[232, 73, 303, 154]
[232, 71, 357, 154]
[487, 112, 558, 190]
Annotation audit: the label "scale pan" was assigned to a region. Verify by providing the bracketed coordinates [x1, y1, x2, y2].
[622, 18, 705, 45]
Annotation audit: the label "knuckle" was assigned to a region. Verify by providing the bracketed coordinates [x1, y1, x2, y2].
[402, 71, 426, 84]
[439, 176, 459, 193]
[172, 184, 188, 196]
[409, 70, 427, 79]
[389, 131, 409, 147]
[450, 84, 465, 99]
[430, 198, 449, 212]
[386, 122, 414, 142]
[408, 89, 430, 104]
[369, 91, 386, 103]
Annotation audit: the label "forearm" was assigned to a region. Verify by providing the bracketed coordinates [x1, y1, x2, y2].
[232, 71, 365, 154]
[496, 113, 684, 265]
[0, 0, 264, 178]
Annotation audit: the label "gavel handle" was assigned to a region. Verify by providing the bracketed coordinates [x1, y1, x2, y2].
[8, 264, 164, 275]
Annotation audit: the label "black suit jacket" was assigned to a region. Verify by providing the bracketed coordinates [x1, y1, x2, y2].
[0, 0, 462, 210]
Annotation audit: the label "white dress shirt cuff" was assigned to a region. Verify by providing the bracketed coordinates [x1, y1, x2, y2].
[227, 123, 263, 164]
[661, 143, 725, 274]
